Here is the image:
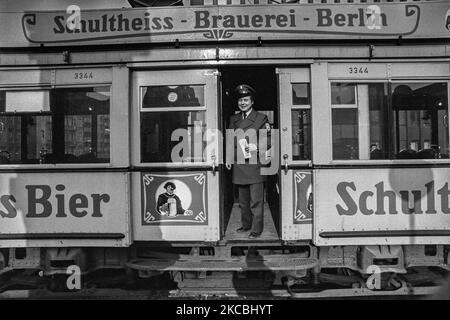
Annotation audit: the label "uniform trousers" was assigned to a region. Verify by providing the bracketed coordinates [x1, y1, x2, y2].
[238, 182, 264, 234]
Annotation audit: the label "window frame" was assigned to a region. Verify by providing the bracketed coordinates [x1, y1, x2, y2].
[0, 84, 112, 168]
[329, 79, 450, 165]
[330, 82, 359, 160]
[291, 82, 312, 162]
[139, 84, 206, 113]
[133, 70, 218, 168]
[139, 84, 208, 165]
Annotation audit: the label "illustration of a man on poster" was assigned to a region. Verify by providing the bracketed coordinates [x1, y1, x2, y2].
[156, 181, 193, 217]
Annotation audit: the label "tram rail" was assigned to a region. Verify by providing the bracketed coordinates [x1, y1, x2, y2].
[0, 286, 438, 300]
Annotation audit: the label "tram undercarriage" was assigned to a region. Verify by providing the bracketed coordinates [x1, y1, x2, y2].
[0, 243, 447, 298]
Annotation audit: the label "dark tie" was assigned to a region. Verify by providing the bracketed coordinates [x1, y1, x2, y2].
[243, 112, 247, 120]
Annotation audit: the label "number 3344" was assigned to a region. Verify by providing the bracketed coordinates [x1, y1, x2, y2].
[74, 72, 93, 80]
[348, 67, 369, 74]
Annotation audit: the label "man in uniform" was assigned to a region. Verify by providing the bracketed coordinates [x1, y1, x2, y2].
[225, 84, 271, 239]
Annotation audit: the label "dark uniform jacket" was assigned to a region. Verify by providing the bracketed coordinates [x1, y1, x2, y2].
[156, 193, 185, 215]
[228, 109, 271, 185]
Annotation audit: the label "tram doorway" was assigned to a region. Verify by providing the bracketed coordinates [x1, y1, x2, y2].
[219, 66, 280, 241]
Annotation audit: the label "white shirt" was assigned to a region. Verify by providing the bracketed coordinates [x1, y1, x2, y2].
[242, 109, 253, 119]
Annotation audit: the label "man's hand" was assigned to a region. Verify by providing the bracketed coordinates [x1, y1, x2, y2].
[245, 144, 257, 153]
[159, 203, 169, 215]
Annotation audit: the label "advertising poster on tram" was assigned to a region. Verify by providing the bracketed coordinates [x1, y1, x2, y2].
[0, 172, 129, 246]
[141, 172, 208, 226]
[315, 168, 450, 245]
[293, 171, 312, 225]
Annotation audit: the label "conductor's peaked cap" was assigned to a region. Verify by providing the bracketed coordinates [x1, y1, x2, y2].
[234, 84, 256, 98]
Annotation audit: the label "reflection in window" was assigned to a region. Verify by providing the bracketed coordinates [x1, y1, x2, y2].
[141, 111, 206, 163]
[0, 115, 52, 164]
[369, 84, 389, 160]
[292, 110, 311, 160]
[0, 87, 110, 164]
[332, 109, 359, 160]
[50, 87, 110, 163]
[393, 83, 448, 159]
[142, 85, 204, 108]
[292, 83, 310, 105]
[331, 81, 448, 161]
[331, 83, 356, 105]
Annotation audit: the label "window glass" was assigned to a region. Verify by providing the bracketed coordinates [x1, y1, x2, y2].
[332, 109, 359, 160]
[142, 85, 204, 108]
[393, 83, 448, 159]
[331, 81, 448, 161]
[292, 110, 311, 160]
[0, 86, 110, 164]
[141, 111, 206, 163]
[0, 115, 52, 164]
[2, 90, 50, 112]
[331, 83, 356, 105]
[369, 83, 389, 160]
[97, 114, 110, 160]
[292, 83, 310, 105]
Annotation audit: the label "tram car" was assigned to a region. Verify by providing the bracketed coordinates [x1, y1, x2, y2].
[0, 0, 448, 296]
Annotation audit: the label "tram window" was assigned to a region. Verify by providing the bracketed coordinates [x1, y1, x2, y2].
[331, 83, 356, 105]
[331, 82, 448, 161]
[331, 83, 389, 160]
[331, 83, 359, 160]
[368, 83, 389, 160]
[141, 111, 206, 163]
[393, 82, 448, 159]
[0, 115, 52, 164]
[140, 84, 206, 163]
[332, 109, 359, 160]
[292, 110, 311, 160]
[292, 83, 310, 105]
[0, 87, 110, 164]
[142, 85, 204, 108]
[291, 83, 311, 160]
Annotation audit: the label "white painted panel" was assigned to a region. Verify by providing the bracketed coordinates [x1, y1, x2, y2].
[55, 68, 112, 85]
[390, 63, 450, 78]
[0, 172, 130, 247]
[111, 66, 129, 167]
[328, 63, 387, 79]
[311, 62, 331, 165]
[0, 70, 51, 86]
[314, 167, 450, 246]
[278, 68, 312, 241]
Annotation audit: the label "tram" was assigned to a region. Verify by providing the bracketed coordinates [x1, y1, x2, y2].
[0, 0, 449, 296]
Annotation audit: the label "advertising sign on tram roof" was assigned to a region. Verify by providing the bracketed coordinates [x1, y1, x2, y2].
[0, 1, 449, 47]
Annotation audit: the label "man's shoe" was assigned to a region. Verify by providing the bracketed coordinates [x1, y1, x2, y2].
[236, 227, 250, 233]
[248, 232, 261, 239]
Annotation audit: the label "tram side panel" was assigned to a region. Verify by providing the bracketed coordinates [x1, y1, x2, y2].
[131, 170, 220, 242]
[0, 172, 130, 248]
[314, 167, 450, 246]
[282, 170, 313, 241]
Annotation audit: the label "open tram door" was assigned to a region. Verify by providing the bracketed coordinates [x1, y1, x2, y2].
[131, 69, 221, 242]
[219, 66, 280, 241]
[277, 68, 313, 241]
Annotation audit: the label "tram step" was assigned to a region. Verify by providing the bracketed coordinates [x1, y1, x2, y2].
[127, 255, 317, 272]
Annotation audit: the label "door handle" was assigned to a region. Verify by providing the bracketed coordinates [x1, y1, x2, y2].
[283, 154, 289, 174]
[211, 155, 216, 175]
